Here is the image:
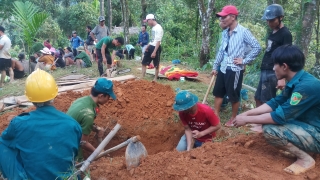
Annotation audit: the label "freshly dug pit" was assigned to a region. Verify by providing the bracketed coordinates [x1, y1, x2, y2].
[0, 80, 183, 157]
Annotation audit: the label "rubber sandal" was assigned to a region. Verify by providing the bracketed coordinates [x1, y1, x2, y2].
[283, 162, 315, 175]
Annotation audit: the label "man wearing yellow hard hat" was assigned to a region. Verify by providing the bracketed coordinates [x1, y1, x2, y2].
[0, 69, 82, 179]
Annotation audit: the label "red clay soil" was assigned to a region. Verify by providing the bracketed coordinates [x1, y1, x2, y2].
[89, 134, 320, 180]
[0, 79, 183, 156]
[1, 79, 320, 179]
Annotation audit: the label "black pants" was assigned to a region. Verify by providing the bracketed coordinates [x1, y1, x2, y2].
[72, 48, 78, 57]
[97, 48, 111, 76]
[128, 49, 135, 59]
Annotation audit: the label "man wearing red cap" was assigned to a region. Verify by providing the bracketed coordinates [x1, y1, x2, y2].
[211, 5, 261, 127]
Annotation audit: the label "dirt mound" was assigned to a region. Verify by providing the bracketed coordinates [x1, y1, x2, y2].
[0, 80, 183, 157]
[89, 134, 320, 180]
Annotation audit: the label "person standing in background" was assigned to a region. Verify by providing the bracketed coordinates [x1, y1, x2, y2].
[137, 25, 149, 60]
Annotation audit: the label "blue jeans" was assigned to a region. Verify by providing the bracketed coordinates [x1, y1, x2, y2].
[0, 143, 28, 179]
[176, 134, 204, 151]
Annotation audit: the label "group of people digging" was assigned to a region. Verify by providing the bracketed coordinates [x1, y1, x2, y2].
[0, 4, 319, 179]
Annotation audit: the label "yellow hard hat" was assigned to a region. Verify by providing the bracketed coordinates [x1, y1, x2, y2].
[25, 68, 58, 102]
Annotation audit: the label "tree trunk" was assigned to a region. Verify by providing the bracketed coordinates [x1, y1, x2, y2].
[295, 0, 317, 57]
[100, 0, 105, 16]
[107, 0, 112, 34]
[198, 0, 215, 67]
[195, 7, 199, 43]
[120, 0, 130, 45]
[315, 0, 320, 65]
[141, 0, 147, 25]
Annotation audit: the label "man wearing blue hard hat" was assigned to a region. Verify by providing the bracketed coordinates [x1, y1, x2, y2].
[173, 90, 221, 151]
[67, 78, 116, 161]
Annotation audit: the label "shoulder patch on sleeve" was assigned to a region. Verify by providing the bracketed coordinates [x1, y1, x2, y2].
[290, 92, 302, 105]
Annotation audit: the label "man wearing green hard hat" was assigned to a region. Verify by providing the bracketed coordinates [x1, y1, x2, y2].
[67, 78, 116, 161]
[173, 90, 221, 151]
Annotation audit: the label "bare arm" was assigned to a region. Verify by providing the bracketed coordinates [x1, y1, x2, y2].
[90, 32, 97, 43]
[101, 44, 107, 63]
[233, 112, 276, 127]
[199, 124, 221, 137]
[184, 125, 193, 151]
[240, 103, 273, 116]
[152, 41, 161, 55]
[81, 134, 95, 153]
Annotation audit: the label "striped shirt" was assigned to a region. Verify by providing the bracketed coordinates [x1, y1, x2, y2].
[213, 23, 261, 73]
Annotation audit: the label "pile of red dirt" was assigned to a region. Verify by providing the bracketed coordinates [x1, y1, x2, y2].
[1, 80, 183, 157]
[89, 134, 320, 180]
[2, 79, 320, 179]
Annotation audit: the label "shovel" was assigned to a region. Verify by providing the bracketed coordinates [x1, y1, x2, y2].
[125, 140, 148, 170]
[75, 135, 143, 168]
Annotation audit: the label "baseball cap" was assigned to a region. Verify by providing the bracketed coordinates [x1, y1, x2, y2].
[72, 31, 77, 34]
[216, 5, 239, 17]
[173, 90, 198, 111]
[99, 16, 105, 22]
[143, 14, 155, 22]
[93, 78, 116, 100]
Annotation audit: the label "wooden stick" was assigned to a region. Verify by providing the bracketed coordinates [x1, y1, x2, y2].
[242, 83, 257, 92]
[79, 123, 121, 172]
[202, 75, 216, 104]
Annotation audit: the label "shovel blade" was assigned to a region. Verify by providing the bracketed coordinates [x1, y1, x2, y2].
[125, 141, 148, 170]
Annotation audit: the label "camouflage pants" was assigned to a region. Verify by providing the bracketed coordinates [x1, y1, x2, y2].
[263, 122, 320, 153]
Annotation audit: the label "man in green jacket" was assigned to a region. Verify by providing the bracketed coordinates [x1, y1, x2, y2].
[96, 36, 123, 76]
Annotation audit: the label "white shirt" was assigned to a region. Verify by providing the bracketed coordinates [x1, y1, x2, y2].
[0, 35, 11, 59]
[149, 24, 163, 46]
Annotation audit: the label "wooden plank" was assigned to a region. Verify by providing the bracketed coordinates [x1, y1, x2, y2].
[104, 74, 136, 81]
[137, 68, 199, 80]
[58, 75, 136, 92]
[57, 80, 96, 86]
[59, 74, 87, 80]
[2, 96, 33, 106]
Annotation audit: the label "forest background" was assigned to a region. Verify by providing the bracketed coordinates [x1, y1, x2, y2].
[0, 0, 319, 87]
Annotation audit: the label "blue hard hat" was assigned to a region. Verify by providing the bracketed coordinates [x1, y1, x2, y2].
[173, 90, 198, 111]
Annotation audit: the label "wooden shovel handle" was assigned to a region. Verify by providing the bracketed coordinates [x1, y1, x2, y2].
[202, 75, 216, 104]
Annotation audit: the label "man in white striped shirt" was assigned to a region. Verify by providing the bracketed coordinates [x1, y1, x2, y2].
[211, 5, 261, 127]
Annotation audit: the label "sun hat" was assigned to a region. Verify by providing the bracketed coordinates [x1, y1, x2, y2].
[93, 78, 116, 100]
[173, 90, 198, 111]
[216, 5, 239, 17]
[40, 47, 52, 55]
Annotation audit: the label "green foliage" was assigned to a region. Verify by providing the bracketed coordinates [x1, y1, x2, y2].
[12, 1, 48, 55]
[57, 2, 98, 37]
